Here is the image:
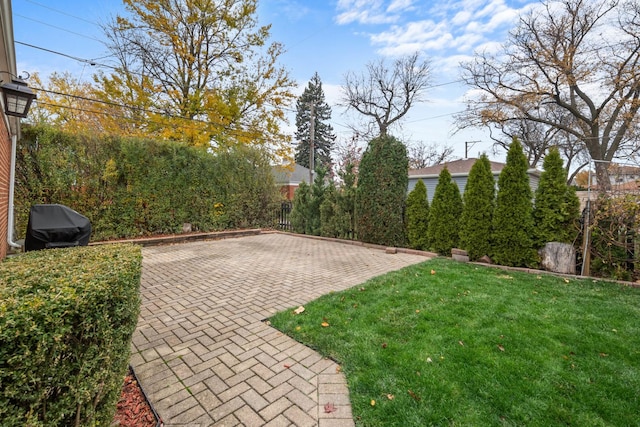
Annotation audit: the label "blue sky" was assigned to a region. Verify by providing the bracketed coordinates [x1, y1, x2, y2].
[11, 0, 541, 160]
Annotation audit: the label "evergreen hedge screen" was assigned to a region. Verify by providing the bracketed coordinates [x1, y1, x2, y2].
[15, 125, 280, 241]
[355, 135, 408, 247]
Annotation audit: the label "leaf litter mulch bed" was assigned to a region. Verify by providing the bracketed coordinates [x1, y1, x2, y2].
[112, 368, 162, 427]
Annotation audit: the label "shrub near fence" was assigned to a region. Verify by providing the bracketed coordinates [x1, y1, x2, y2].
[0, 244, 142, 427]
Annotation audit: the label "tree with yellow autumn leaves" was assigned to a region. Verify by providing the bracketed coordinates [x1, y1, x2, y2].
[30, 0, 296, 158]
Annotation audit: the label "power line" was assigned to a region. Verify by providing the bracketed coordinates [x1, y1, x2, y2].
[13, 13, 103, 42]
[23, 0, 100, 26]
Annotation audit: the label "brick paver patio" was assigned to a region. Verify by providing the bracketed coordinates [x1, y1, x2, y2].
[130, 232, 429, 426]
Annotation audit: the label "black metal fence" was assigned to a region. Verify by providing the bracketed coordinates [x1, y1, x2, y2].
[274, 201, 292, 231]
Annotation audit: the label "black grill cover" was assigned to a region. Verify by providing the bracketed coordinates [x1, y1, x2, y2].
[24, 204, 91, 251]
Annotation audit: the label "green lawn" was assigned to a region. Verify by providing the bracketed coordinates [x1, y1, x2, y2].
[269, 258, 640, 426]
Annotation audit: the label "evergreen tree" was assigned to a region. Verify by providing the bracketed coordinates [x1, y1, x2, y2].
[294, 73, 336, 170]
[355, 135, 408, 246]
[290, 181, 311, 234]
[308, 167, 329, 235]
[334, 162, 357, 239]
[492, 138, 536, 266]
[406, 179, 430, 250]
[427, 167, 463, 255]
[532, 146, 580, 246]
[320, 183, 340, 238]
[459, 154, 495, 260]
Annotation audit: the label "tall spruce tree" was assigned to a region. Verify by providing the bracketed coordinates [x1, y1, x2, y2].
[355, 135, 408, 246]
[532, 146, 580, 246]
[294, 73, 336, 170]
[459, 155, 495, 261]
[492, 138, 536, 266]
[406, 179, 430, 250]
[427, 167, 463, 255]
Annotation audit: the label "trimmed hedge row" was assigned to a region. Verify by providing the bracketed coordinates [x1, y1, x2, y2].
[15, 125, 281, 241]
[0, 244, 142, 426]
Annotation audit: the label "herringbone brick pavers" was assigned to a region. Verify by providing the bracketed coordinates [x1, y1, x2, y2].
[133, 233, 428, 426]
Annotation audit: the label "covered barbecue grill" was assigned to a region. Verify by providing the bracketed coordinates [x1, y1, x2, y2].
[24, 204, 91, 251]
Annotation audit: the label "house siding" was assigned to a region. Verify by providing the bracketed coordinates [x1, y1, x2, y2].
[0, 120, 9, 259]
[409, 171, 538, 203]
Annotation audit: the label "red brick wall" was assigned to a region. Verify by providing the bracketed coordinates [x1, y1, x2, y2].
[0, 119, 10, 259]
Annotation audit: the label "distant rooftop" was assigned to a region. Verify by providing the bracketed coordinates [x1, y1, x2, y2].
[409, 158, 506, 177]
[272, 164, 311, 185]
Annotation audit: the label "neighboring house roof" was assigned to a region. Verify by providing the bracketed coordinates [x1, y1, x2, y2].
[409, 158, 506, 177]
[272, 164, 311, 186]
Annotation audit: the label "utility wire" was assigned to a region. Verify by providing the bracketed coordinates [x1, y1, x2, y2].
[13, 13, 103, 42]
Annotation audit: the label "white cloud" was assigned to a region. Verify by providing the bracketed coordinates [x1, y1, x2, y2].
[387, 0, 414, 13]
[336, 0, 535, 59]
[335, 0, 399, 25]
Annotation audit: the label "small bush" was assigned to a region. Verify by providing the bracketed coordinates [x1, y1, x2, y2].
[0, 244, 142, 426]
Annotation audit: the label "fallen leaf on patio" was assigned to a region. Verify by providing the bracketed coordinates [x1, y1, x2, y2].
[370, 399, 376, 406]
[336, 365, 342, 373]
[284, 364, 291, 368]
[408, 390, 421, 401]
[293, 306, 305, 315]
[431, 269, 436, 275]
[386, 394, 395, 400]
[497, 344, 505, 352]
[321, 322, 330, 327]
[324, 403, 337, 413]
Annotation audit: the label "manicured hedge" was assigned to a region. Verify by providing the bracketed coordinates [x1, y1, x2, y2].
[15, 125, 281, 241]
[0, 244, 142, 426]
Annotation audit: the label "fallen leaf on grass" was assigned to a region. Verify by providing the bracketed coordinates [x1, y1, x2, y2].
[370, 399, 376, 406]
[381, 343, 388, 349]
[408, 390, 421, 402]
[564, 278, 570, 284]
[599, 352, 608, 357]
[321, 322, 330, 327]
[430, 269, 436, 275]
[336, 365, 342, 373]
[497, 344, 505, 352]
[458, 340, 465, 346]
[324, 403, 337, 413]
[293, 306, 305, 315]
[426, 357, 432, 363]
[386, 394, 395, 400]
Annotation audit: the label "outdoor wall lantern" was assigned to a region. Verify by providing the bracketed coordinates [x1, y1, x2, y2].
[1, 75, 36, 118]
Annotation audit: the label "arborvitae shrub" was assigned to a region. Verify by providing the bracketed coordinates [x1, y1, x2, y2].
[459, 155, 495, 261]
[532, 146, 580, 246]
[291, 181, 311, 234]
[427, 167, 463, 255]
[355, 135, 408, 246]
[406, 179, 429, 250]
[491, 138, 536, 267]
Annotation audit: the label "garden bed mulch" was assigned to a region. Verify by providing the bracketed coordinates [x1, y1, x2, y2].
[112, 368, 162, 427]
